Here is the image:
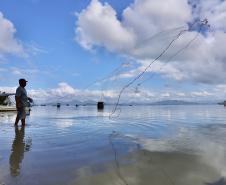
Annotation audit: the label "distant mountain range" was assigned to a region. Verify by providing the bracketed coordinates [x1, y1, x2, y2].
[35, 99, 218, 106]
[118, 100, 212, 106]
[149, 100, 199, 105]
[217, 101, 226, 105]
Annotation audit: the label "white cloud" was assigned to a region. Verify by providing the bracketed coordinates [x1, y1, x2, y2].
[0, 12, 25, 57]
[0, 86, 17, 94]
[7, 67, 40, 78]
[75, 0, 135, 51]
[75, 0, 226, 85]
[25, 41, 48, 56]
[123, 0, 191, 39]
[11, 68, 23, 76]
[50, 82, 77, 96]
[191, 91, 213, 97]
[214, 85, 226, 93]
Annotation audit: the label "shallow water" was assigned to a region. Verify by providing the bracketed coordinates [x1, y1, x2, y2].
[0, 105, 226, 185]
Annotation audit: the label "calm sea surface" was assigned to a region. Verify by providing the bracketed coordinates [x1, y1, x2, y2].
[0, 105, 226, 185]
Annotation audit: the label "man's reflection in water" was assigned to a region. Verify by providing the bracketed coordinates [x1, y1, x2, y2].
[9, 126, 32, 177]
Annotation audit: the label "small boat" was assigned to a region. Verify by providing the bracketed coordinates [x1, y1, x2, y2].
[0, 105, 17, 112]
[0, 92, 16, 112]
[57, 103, 61, 108]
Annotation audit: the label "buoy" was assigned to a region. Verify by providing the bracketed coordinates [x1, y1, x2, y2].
[97, 101, 104, 110]
[57, 103, 61, 108]
[224, 101, 226, 107]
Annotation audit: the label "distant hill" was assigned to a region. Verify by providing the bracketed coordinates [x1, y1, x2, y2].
[150, 100, 199, 105]
[217, 101, 226, 105]
[105, 100, 207, 106]
[34, 99, 96, 106]
[34, 99, 218, 106]
[113, 100, 206, 106]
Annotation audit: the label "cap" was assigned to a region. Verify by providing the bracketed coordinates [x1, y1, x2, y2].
[19, 78, 28, 83]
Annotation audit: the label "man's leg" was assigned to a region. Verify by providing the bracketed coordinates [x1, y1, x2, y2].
[14, 115, 20, 126]
[21, 119, 25, 126]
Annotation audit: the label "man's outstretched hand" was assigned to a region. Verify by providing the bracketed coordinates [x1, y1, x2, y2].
[28, 97, 33, 103]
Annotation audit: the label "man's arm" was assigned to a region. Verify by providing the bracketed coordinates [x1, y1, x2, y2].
[28, 97, 33, 103]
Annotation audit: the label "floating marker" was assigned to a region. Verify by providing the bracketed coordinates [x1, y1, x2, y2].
[57, 103, 61, 108]
[97, 101, 104, 110]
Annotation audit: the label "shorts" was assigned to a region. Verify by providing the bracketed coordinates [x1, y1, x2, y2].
[17, 107, 26, 120]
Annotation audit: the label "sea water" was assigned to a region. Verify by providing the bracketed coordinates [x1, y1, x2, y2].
[0, 105, 226, 185]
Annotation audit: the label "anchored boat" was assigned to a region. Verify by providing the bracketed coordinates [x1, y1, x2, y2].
[97, 101, 104, 110]
[0, 92, 17, 112]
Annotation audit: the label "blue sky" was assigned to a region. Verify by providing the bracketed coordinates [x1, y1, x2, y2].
[0, 0, 122, 88]
[1, 0, 226, 103]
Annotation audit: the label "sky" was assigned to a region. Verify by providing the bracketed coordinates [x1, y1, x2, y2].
[0, 0, 226, 103]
